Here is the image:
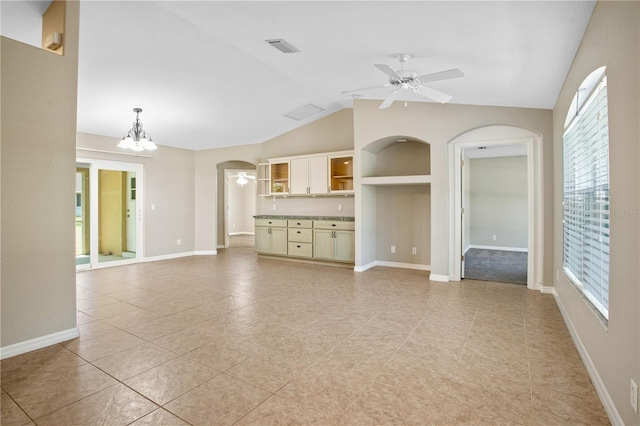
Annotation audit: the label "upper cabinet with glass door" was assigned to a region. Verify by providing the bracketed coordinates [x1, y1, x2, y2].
[266, 150, 353, 196]
[329, 155, 354, 194]
[269, 161, 290, 194]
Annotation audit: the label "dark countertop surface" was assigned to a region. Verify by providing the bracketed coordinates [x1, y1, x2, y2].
[254, 215, 355, 221]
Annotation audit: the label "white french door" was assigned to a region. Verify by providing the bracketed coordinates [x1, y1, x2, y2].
[76, 158, 144, 270]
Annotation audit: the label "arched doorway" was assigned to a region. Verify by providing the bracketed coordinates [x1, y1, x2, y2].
[447, 125, 544, 290]
[216, 161, 256, 249]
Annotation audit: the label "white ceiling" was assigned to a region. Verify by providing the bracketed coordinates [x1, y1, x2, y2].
[73, 1, 596, 151]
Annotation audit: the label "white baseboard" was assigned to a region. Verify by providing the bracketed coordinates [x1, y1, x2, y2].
[195, 250, 217, 255]
[467, 245, 528, 253]
[535, 284, 556, 294]
[553, 292, 622, 425]
[354, 260, 430, 272]
[376, 261, 430, 271]
[144, 251, 195, 262]
[429, 274, 450, 282]
[1, 327, 79, 360]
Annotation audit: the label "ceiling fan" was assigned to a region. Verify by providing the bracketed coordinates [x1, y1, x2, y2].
[342, 54, 464, 109]
[229, 172, 255, 186]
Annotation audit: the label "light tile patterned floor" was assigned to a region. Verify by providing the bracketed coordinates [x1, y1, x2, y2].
[1, 247, 610, 425]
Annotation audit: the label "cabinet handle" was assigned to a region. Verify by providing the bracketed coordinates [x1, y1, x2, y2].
[331, 224, 336, 227]
[297, 245, 301, 248]
[297, 231, 301, 234]
[268, 221, 272, 224]
[296, 222, 301, 225]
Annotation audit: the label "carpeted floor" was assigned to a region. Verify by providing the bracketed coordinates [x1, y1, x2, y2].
[464, 248, 528, 285]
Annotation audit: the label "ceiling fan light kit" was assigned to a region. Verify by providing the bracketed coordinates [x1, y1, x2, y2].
[342, 53, 464, 109]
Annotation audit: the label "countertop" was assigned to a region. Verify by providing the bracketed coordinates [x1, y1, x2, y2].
[254, 215, 355, 221]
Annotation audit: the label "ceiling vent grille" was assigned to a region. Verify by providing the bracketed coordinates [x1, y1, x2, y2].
[266, 39, 300, 54]
[284, 104, 324, 121]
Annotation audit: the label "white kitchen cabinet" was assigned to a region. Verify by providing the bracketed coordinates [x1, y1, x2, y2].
[313, 220, 355, 262]
[290, 156, 328, 195]
[255, 219, 287, 255]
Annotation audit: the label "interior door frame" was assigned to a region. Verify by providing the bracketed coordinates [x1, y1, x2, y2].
[448, 129, 544, 291]
[76, 158, 144, 270]
[223, 168, 257, 249]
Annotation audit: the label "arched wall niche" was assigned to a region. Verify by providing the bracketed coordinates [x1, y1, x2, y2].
[361, 135, 431, 177]
[215, 160, 256, 248]
[356, 134, 432, 272]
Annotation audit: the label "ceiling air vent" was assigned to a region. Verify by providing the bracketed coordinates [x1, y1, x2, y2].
[266, 39, 300, 54]
[284, 104, 324, 121]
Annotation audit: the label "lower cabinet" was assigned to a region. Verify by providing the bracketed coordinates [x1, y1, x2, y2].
[255, 217, 354, 264]
[255, 219, 288, 255]
[313, 220, 355, 262]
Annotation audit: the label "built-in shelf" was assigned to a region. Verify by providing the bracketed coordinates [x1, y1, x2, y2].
[360, 175, 431, 186]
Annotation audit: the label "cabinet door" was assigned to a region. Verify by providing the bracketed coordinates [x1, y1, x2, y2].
[270, 162, 289, 194]
[290, 158, 309, 194]
[313, 229, 334, 260]
[270, 227, 288, 255]
[334, 230, 355, 262]
[255, 227, 270, 253]
[308, 156, 328, 194]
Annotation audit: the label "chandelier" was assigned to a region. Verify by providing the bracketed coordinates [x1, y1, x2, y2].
[117, 108, 158, 151]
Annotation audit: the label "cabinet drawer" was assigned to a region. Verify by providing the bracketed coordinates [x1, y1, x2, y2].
[255, 218, 287, 227]
[288, 242, 312, 258]
[313, 220, 355, 231]
[288, 219, 313, 228]
[288, 228, 313, 243]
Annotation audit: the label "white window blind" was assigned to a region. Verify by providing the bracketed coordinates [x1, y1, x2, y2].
[562, 71, 610, 319]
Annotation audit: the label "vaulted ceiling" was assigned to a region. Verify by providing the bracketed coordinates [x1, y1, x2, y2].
[74, 2, 594, 150]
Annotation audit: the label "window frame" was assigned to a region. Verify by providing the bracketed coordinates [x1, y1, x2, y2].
[562, 67, 610, 321]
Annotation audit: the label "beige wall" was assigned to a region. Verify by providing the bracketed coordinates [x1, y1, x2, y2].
[42, 0, 64, 55]
[76, 132, 196, 258]
[1, 1, 80, 348]
[469, 156, 528, 249]
[353, 100, 553, 279]
[194, 110, 356, 252]
[552, 2, 639, 424]
[195, 144, 262, 252]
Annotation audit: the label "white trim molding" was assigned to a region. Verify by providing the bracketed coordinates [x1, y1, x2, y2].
[195, 250, 218, 256]
[144, 251, 195, 262]
[467, 245, 528, 253]
[429, 274, 450, 282]
[354, 260, 430, 273]
[1, 327, 79, 360]
[553, 293, 622, 425]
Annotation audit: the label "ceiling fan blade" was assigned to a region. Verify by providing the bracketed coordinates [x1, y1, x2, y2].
[416, 68, 465, 84]
[341, 83, 390, 94]
[374, 64, 402, 80]
[414, 85, 453, 104]
[379, 89, 401, 109]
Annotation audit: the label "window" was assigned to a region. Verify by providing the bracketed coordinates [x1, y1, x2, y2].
[562, 67, 610, 319]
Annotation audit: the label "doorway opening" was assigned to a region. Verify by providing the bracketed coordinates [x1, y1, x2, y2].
[76, 159, 144, 269]
[224, 169, 257, 248]
[448, 126, 544, 290]
[461, 147, 528, 285]
[215, 161, 256, 250]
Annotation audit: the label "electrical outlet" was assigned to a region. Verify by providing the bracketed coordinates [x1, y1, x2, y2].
[412, 247, 417, 255]
[177, 239, 181, 246]
[631, 379, 638, 413]
[272, 204, 276, 210]
[391, 245, 396, 253]
[492, 234, 497, 241]
[338, 203, 343, 211]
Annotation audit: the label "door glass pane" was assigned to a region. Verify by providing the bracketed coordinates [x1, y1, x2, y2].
[75, 167, 90, 266]
[98, 170, 136, 263]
